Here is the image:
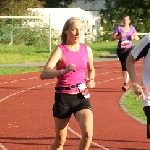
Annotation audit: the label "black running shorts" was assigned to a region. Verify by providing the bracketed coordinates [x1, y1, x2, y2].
[52, 92, 92, 119]
[117, 47, 134, 71]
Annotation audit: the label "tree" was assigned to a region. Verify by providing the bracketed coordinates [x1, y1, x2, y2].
[0, 0, 43, 16]
[101, 0, 150, 38]
[39, 0, 74, 8]
[39, 0, 96, 8]
[0, 0, 97, 15]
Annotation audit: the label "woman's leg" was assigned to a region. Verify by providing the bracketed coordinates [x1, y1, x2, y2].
[75, 109, 93, 150]
[117, 49, 130, 90]
[122, 70, 129, 84]
[122, 49, 133, 90]
[143, 106, 150, 138]
[51, 117, 70, 150]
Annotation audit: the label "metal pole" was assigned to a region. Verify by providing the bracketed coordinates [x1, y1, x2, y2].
[0, 16, 50, 19]
[9, 30, 13, 45]
[48, 14, 51, 52]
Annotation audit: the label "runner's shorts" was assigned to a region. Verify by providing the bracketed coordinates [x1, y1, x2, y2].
[117, 47, 134, 71]
[53, 92, 92, 119]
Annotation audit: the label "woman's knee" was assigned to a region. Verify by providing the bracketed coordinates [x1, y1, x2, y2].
[53, 117, 69, 147]
[82, 130, 93, 141]
[55, 135, 67, 147]
[121, 62, 127, 71]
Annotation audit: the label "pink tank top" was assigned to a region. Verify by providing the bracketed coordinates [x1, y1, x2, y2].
[55, 43, 88, 93]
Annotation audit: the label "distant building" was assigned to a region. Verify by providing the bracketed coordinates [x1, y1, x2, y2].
[29, 0, 106, 43]
[28, 8, 93, 43]
[69, 0, 106, 42]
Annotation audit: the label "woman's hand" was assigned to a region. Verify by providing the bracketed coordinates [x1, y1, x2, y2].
[120, 32, 126, 39]
[133, 83, 146, 100]
[86, 79, 95, 88]
[131, 33, 135, 40]
[62, 63, 76, 74]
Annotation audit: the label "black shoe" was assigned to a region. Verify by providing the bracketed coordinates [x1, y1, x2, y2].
[122, 83, 129, 91]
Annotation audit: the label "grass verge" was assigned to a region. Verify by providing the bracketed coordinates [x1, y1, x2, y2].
[0, 67, 42, 75]
[0, 40, 140, 64]
[120, 89, 146, 124]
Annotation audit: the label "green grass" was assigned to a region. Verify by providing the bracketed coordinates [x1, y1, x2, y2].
[87, 41, 117, 54]
[87, 40, 139, 57]
[0, 40, 140, 64]
[0, 53, 49, 64]
[0, 67, 42, 75]
[121, 89, 146, 124]
[0, 44, 51, 64]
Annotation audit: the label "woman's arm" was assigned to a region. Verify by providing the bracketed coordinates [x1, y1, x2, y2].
[110, 32, 121, 41]
[126, 54, 145, 99]
[40, 46, 76, 80]
[126, 54, 138, 84]
[86, 46, 95, 88]
[131, 26, 139, 40]
[131, 31, 139, 40]
[40, 46, 62, 80]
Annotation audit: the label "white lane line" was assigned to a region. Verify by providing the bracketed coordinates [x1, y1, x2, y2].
[95, 71, 120, 75]
[0, 82, 51, 150]
[94, 62, 120, 66]
[94, 63, 142, 70]
[68, 127, 110, 150]
[0, 76, 125, 102]
[0, 143, 8, 150]
[0, 77, 38, 85]
[0, 77, 123, 149]
[0, 61, 143, 150]
[96, 77, 122, 84]
[95, 63, 142, 66]
[0, 83, 50, 102]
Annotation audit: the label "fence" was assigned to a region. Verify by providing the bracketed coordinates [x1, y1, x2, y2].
[0, 15, 52, 52]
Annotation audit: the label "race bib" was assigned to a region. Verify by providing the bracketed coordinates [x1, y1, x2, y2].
[78, 83, 90, 98]
[121, 40, 130, 48]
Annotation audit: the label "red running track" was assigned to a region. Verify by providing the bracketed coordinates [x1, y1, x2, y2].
[0, 60, 149, 150]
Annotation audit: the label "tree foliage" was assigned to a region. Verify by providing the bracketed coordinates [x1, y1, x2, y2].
[39, 0, 96, 8]
[101, 0, 150, 39]
[39, 0, 74, 8]
[0, 0, 43, 15]
[0, 0, 96, 15]
[1, 0, 149, 42]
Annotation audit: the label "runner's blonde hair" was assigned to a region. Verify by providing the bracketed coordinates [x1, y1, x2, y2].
[61, 17, 82, 44]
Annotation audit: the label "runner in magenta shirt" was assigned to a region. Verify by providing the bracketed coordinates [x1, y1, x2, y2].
[111, 15, 139, 91]
[40, 17, 95, 150]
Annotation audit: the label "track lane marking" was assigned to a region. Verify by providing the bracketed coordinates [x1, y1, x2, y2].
[0, 77, 123, 149]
